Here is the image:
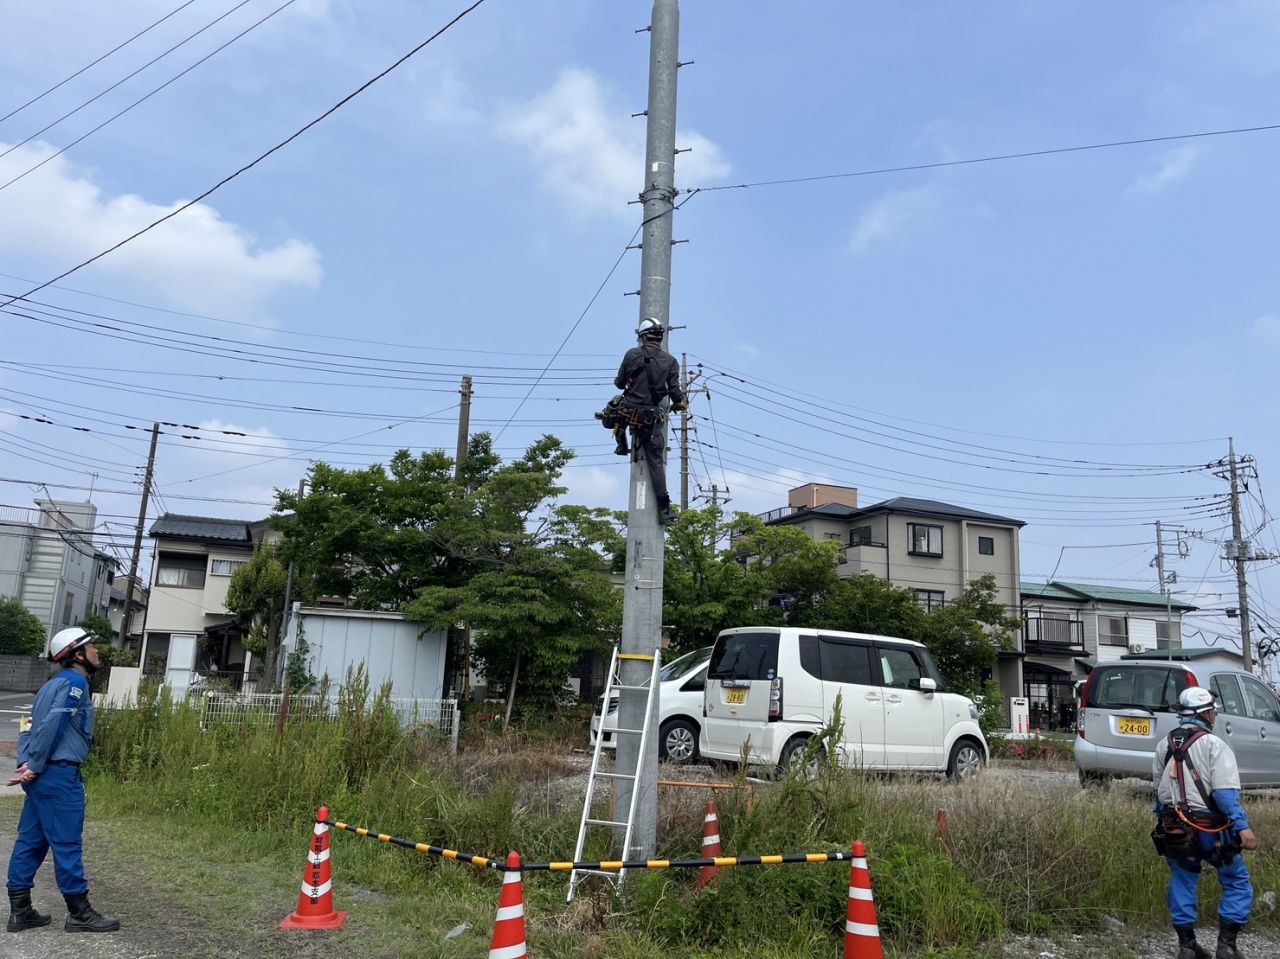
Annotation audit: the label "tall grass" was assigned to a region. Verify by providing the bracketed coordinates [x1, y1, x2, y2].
[88, 688, 1280, 956]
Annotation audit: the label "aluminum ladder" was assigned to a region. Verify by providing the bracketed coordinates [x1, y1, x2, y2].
[567, 646, 661, 902]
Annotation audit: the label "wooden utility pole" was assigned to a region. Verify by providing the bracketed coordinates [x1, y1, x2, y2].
[679, 354, 690, 510]
[1228, 438, 1253, 672]
[118, 422, 159, 647]
[455, 375, 474, 702]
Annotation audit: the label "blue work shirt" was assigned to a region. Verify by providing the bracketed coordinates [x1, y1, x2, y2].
[16, 668, 94, 774]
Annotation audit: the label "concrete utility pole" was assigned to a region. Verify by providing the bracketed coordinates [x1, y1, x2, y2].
[279, 476, 306, 687]
[679, 354, 690, 510]
[455, 374, 474, 702]
[455, 375, 473, 480]
[1153, 520, 1173, 641]
[1228, 437, 1254, 672]
[616, 0, 680, 860]
[118, 422, 159, 647]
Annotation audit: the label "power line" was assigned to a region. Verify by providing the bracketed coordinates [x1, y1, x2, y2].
[0, 0, 262, 166]
[0, 475, 274, 506]
[693, 354, 1225, 449]
[0, 0, 491, 309]
[0, 0, 200, 126]
[683, 122, 1280, 194]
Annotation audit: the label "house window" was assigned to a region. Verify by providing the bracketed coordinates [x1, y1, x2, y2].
[1099, 615, 1128, 647]
[908, 523, 943, 557]
[978, 536, 995, 556]
[61, 591, 75, 626]
[156, 552, 207, 589]
[914, 589, 945, 612]
[1155, 620, 1173, 649]
[210, 558, 248, 577]
[849, 525, 873, 547]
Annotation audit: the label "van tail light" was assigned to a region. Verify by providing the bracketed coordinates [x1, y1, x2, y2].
[1078, 670, 1099, 740]
[1185, 670, 1198, 691]
[769, 677, 782, 721]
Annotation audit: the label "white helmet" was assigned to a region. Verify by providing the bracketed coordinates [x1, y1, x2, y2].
[48, 626, 93, 664]
[1177, 686, 1216, 717]
[636, 317, 664, 342]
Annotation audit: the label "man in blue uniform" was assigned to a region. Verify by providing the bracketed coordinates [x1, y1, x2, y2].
[6, 626, 119, 934]
[1153, 686, 1257, 959]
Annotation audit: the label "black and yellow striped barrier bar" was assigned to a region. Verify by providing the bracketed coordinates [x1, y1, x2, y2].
[326, 818, 503, 871]
[322, 816, 852, 873]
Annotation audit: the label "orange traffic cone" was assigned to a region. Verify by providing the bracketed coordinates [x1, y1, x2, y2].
[843, 840, 883, 959]
[488, 852, 527, 959]
[280, 806, 348, 930]
[698, 801, 721, 890]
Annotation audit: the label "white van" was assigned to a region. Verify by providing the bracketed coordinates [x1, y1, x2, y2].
[699, 627, 987, 777]
[590, 646, 712, 763]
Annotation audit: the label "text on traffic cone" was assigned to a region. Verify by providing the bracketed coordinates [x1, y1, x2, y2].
[279, 806, 348, 930]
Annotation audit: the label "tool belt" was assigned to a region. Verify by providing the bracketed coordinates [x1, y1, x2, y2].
[594, 395, 627, 430]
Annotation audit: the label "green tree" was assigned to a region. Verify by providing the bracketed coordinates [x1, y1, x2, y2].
[405, 506, 623, 713]
[792, 572, 929, 639]
[225, 542, 291, 684]
[0, 596, 46, 655]
[918, 574, 1020, 699]
[77, 613, 115, 644]
[659, 508, 842, 655]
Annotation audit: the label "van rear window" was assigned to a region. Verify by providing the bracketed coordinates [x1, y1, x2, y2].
[1086, 666, 1188, 711]
[708, 632, 778, 681]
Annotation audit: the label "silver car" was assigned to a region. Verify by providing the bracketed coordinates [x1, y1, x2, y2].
[1076, 660, 1280, 788]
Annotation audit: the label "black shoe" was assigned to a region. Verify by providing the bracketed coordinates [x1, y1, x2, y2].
[1175, 924, 1212, 959]
[63, 893, 119, 933]
[658, 505, 676, 526]
[614, 440, 630, 456]
[6, 889, 51, 932]
[1216, 919, 1246, 959]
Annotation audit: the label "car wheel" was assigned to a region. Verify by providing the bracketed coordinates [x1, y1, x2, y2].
[778, 736, 824, 777]
[659, 719, 699, 764]
[946, 739, 984, 781]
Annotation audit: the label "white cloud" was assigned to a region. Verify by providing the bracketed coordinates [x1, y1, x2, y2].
[167, 420, 298, 509]
[0, 142, 321, 317]
[1251, 314, 1280, 347]
[558, 464, 624, 509]
[848, 187, 935, 256]
[1130, 146, 1202, 196]
[500, 69, 730, 218]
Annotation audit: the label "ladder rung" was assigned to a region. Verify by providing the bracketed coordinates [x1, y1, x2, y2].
[586, 818, 629, 828]
[611, 684, 651, 692]
[596, 771, 636, 780]
[573, 868, 622, 879]
[612, 727, 644, 735]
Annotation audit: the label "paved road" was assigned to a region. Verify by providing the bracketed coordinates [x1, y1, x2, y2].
[1, 689, 35, 743]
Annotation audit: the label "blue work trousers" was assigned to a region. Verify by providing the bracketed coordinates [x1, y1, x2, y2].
[1167, 830, 1253, 927]
[5, 763, 87, 895]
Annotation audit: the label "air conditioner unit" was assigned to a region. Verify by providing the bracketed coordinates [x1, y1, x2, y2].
[1128, 642, 1149, 654]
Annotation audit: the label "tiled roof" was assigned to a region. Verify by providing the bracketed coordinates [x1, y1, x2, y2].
[148, 514, 254, 543]
[769, 495, 1024, 528]
[1023, 580, 1197, 611]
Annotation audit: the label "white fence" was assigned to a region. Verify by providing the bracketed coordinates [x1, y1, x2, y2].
[193, 692, 461, 753]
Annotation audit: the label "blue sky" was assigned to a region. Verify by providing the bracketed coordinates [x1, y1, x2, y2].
[2, 0, 1279, 662]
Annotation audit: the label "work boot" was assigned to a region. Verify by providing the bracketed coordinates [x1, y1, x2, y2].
[6, 888, 51, 932]
[658, 504, 676, 526]
[1216, 919, 1246, 959]
[614, 435, 629, 456]
[63, 893, 119, 933]
[1174, 924, 1212, 959]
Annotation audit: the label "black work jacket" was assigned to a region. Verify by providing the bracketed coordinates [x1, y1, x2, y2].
[615, 344, 683, 408]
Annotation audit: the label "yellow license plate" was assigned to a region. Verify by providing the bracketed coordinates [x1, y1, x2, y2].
[725, 687, 746, 705]
[1117, 717, 1151, 736]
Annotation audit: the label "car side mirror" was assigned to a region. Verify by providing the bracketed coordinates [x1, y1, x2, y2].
[918, 677, 937, 693]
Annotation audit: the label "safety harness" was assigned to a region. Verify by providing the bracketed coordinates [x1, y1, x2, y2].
[1164, 726, 1230, 836]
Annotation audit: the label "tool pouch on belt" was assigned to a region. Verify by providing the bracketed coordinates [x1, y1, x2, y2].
[1208, 834, 1242, 867]
[594, 395, 626, 430]
[1154, 810, 1195, 859]
[621, 403, 659, 429]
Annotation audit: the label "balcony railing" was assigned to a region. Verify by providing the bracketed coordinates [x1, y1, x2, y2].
[756, 506, 798, 523]
[1023, 616, 1086, 652]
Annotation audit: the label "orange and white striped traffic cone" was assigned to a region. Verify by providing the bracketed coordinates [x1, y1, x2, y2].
[488, 852, 528, 959]
[843, 840, 883, 959]
[698, 800, 721, 890]
[279, 806, 348, 930]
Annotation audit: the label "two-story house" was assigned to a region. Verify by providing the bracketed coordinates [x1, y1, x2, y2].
[1019, 580, 1196, 731]
[140, 513, 271, 690]
[764, 484, 1026, 701]
[0, 499, 116, 640]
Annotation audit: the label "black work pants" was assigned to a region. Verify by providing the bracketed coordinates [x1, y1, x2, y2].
[633, 422, 670, 509]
